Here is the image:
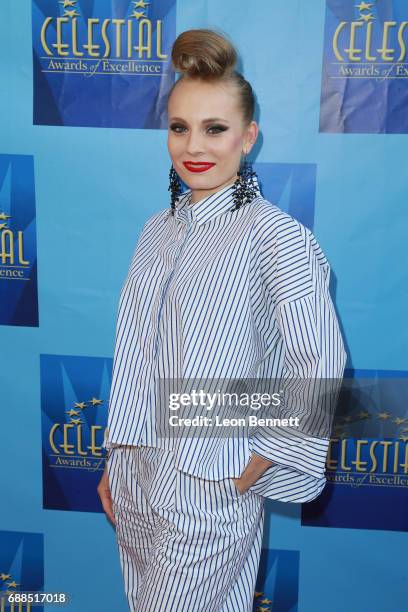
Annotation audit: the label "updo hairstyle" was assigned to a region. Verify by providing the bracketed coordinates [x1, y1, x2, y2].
[168, 28, 255, 126]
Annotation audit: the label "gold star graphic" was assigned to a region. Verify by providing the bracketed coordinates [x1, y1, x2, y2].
[64, 9, 79, 18]
[70, 418, 82, 425]
[394, 417, 407, 425]
[133, 0, 150, 7]
[59, 0, 77, 7]
[1, 573, 12, 580]
[359, 12, 375, 22]
[0, 223, 8, 230]
[66, 409, 80, 417]
[260, 598, 273, 604]
[0, 212, 11, 220]
[131, 10, 146, 19]
[254, 591, 264, 598]
[355, 2, 373, 10]
[357, 410, 370, 419]
[89, 397, 103, 406]
[401, 427, 408, 433]
[6, 581, 18, 588]
[377, 412, 391, 420]
[258, 607, 270, 612]
[74, 402, 87, 410]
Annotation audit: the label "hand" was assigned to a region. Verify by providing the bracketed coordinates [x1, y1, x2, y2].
[97, 465, 116, 525]
[232, 477, 248, 495]
[232, 453, 274, 494]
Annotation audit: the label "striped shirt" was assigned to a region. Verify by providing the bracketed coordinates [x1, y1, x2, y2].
[103, 176, 347, 503]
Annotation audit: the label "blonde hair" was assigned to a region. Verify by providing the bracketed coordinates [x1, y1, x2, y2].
[168, 28, 255, 126]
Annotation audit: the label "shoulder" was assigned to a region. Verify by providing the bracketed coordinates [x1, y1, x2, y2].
[143, 208, 169, 228]
[250, 197, 313, 250]
[139, 208, 170, 236]
[250, 196, 330, 278]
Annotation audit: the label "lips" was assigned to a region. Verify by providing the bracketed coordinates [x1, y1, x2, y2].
[183, 161, 216, 173]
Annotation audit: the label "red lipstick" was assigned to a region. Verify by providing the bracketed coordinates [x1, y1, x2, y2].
[183, 161, 216, 173]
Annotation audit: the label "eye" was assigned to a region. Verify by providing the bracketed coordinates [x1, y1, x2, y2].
[169, 123, 229, 134]
[207, 124, 228, 134]
[169, 123, 187, 133]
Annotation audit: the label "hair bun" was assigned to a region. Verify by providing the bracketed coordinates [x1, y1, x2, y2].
[171, 29, 237, 79]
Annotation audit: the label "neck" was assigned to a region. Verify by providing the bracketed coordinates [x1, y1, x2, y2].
[190, 174, 239, 205]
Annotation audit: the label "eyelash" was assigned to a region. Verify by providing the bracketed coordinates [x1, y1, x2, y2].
[169, 124, 228, 135]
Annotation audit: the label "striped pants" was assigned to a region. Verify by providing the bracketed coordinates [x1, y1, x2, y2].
[107, 445, 265, 611]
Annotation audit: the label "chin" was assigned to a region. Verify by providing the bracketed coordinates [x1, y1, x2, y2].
[180, 174, 216, 188]
[186, 180, 219, 191]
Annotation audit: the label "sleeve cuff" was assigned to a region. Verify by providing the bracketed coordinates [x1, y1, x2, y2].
[250, 426, 330, 479]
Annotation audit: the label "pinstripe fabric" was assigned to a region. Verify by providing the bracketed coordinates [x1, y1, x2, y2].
[103, 176, 347, 503]
[107, 445, 264, 612]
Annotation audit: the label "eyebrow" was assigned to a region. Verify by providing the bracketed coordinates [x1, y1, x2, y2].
[169, 117, 229, 124]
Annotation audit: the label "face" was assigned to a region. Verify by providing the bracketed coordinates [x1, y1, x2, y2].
[167, 77, 258, 203]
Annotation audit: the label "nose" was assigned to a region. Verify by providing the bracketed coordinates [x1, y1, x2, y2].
[186, 129, 205, 156]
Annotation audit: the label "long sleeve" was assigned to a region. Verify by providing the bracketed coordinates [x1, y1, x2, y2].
[249, 216, 347, 501]
[102, 212, 163, 451]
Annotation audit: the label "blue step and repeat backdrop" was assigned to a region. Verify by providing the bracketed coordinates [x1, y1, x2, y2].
[1, 1, 407, 611]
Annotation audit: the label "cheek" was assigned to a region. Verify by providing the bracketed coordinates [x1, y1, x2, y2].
[220, 133, 243, 156]
[208, 135, 242, 160]
[167, 134, 182, 157]
[231, 134, 243, 149]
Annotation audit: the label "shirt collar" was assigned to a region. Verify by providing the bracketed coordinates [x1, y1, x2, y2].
[173, 175, 261, 226]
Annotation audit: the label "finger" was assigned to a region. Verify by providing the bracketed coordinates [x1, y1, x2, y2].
[102, 496, 116, 525]
[98, 487, 116, 525]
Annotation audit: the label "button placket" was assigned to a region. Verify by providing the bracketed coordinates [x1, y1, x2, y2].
[153, 211, 195, 359]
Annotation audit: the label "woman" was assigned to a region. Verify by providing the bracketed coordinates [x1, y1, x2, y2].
[97, 28, 346, 611]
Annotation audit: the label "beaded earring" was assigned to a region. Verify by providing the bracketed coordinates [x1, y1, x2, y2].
[169, 165, 182, 215]
[231, 154, 260, 212]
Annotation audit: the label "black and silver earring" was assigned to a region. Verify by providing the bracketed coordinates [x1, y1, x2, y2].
[169, 164, 182, 214]
[231, 154, 260, 211]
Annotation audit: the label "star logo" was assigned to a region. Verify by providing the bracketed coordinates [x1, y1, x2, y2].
[66, 409, 80, 417]
[6, 581, 18, 588]
[131, 11, 146, 19]
[133, 0, 150, 7]
[377, 412, 391, 420]
[89, 397, 103, 406]
[70, 418, 82, 425]
[64, 9, 79, 18]
[0, 212, 11, 220]
[74, 402, 87, 410]
[0, 223, 8, 230]
[358, 12, 375, 22]
[355, 2, 374, 10]
[59, 0, 77, 7]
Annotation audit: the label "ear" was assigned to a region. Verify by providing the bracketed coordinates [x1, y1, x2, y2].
[243, 121, 259, 154]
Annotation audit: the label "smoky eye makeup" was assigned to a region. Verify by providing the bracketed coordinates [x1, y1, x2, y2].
[169, 123, 186, 132]
[169, 123, 229, 133]
[208, 124, 229, 133]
